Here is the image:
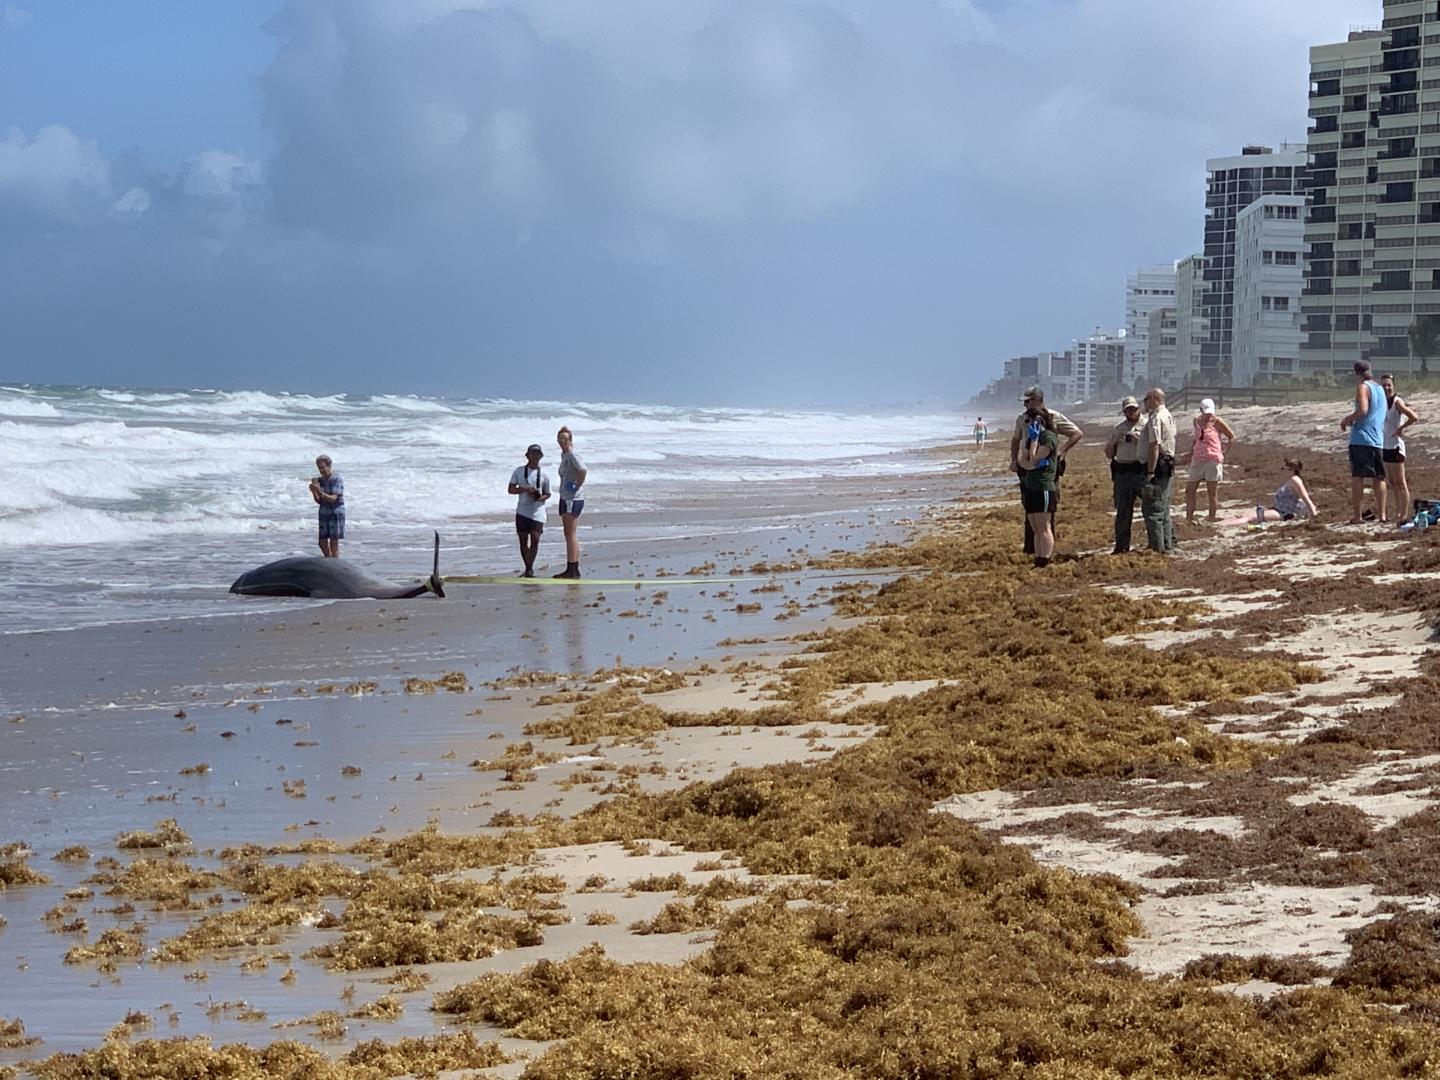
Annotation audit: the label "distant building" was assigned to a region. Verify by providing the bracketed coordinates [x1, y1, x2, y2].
[1072, 329, 1127, 402]
[1302, 21, 1431, 375]
[1124, 264, 1178, 387]
[1204, 145, 1307, 381]
[1038, 350, 1075, 402]
[1146, 307, 1180, 389]
[1233, 195, 1305, 385]
[1175, 254, 1207, 384]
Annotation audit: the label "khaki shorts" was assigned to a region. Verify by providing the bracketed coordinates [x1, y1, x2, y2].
[1187, 461, 1223, 483]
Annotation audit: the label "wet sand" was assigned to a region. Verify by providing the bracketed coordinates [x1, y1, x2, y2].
[0, 466, 962, 1061]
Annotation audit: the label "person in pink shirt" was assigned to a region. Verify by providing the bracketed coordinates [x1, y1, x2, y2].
[1180, 398, 1235, 524]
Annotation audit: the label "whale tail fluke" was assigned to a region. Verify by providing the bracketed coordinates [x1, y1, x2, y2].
[429, 531, 446, 598]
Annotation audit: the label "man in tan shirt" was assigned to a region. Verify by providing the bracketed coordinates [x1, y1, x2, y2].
[1009, 386, 1083, 554]
[1140, 387, 1177, 553]
[1103, 396, 1148, 553]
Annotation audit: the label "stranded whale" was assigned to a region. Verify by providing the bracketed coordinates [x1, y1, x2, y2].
[229, 532, 446, 600]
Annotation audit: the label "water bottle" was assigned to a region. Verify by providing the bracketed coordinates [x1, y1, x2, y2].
[1255, 504, 1265, 525]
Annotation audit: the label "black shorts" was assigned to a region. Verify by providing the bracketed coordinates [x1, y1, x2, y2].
[515, 514, 544, 536]
[1383, 448, 1405, 465]
[1349, 444, 1385, 479]
[1021, 487, 1056, 515]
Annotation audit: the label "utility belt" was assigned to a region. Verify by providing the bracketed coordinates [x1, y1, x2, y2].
[1110, 460, 1146, 475]
[1153, 452, 1175, 481]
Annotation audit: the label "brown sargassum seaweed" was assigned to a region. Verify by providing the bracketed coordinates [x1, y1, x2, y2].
[28, 447, 1440, 1077]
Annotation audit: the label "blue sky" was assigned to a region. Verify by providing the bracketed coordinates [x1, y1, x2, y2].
[0, 0, 1371, 405]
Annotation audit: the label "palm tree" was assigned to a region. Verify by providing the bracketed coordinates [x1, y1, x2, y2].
[1408, 314, 1440, 377]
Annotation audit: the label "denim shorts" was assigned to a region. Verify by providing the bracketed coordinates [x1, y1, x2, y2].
[559, 498, 585, 517]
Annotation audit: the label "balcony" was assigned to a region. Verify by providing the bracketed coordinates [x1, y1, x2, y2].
[1308, 207, 1338, 223]
[1380, 98, 1419, 117]
[1302, 284, 1334, 297]
[1310, 116, 1341, 135]
[1382, 49, 1420, 72]
[1377, 146, 1416, 160]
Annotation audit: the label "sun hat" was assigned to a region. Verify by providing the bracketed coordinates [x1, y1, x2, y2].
[526, 443, 544, 456]
[1021, 386, 1043, 402]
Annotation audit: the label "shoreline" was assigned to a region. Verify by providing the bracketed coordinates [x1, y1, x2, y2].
[7, 411, 1440, 1077]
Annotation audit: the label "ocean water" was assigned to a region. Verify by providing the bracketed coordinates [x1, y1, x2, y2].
[0, 385, 959, 633]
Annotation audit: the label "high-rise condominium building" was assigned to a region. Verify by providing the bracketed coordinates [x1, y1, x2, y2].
[1204, 146, 1307, 381]
[1072, 330, 1127, 401]
[1175, 254, 1207, 384]
[1124, 264, 1178, 387]
[1146, 307, 1180, 389]
[1302, 18, 1433, 376]
[1233, 195, 1305, 385]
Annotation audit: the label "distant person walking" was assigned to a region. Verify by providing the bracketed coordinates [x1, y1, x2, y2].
[554, 426, 588, 579]
[1380, 374, 1420, 523]
[1340, 360, 1388, 523]
[1181, 398, 1235, 524]
[1017, 408, 1060, 568]
[973, 417, 988, 449]
[508, 443, 552, 578]
[1009, 387, 1082, 554]
[1140, 388, 1177, 553]
[1103, 396, 1148, 554]
[309, 454, 344, 558]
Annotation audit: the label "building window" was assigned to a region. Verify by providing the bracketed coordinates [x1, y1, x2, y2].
[1275, 251, 1297, 266]
[1263, 251, 1274, 265]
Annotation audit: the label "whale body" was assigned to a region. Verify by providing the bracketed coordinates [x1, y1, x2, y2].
[229, 533, 445, 600]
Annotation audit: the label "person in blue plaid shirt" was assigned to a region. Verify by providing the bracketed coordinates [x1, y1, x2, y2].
[309, 454, 345, 558]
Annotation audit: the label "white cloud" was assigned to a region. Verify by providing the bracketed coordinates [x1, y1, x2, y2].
[111, 187, 151, 218]
[0, 125, 113, 223]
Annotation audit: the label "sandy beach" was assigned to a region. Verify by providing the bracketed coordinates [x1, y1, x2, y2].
[0, 465, 956, 1070]
[6, 399, 1440, 1078]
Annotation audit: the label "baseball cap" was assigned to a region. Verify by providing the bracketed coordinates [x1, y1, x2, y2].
[1021, 386, 1043, 402]
[526, 443, 544, 456]
[1121, 396, 1139, 409]
[1199, 398, 1216, 415]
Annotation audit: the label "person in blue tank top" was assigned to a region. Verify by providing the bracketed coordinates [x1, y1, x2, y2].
[1340, 360, 1388, 524]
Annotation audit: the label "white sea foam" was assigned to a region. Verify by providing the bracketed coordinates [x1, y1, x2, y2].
[0, 384, 959, 633]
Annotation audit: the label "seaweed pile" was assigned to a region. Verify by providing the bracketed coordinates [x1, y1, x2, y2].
[14, 442, 1440, 1078]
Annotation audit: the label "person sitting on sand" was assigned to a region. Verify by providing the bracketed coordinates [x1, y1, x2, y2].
[508, 443, 552, 578]
[554, 425, 588, 579]
[1223, 458, 1318, 524]
[1340, 360, 1388, 524]
[1380, 373, 1421, 524]
[1179, 398, 1235, 525]
[1017, 407, 1060, 568]
[309, 455, 344, 558]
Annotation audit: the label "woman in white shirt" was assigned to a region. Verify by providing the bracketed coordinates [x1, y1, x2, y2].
[1380, 374, 1421, 523]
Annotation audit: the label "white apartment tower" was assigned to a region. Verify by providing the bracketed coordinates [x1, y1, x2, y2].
[1072, 329, 1127, 401]
[1204, 146, 1307, 381]
[1175, 254, 1207, 384]
[1302, 19, 1433, 375]
[1233, 195, 1305, 385]
[1124, 264, 1178, 388]
[1146, 307, 1180, 389]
